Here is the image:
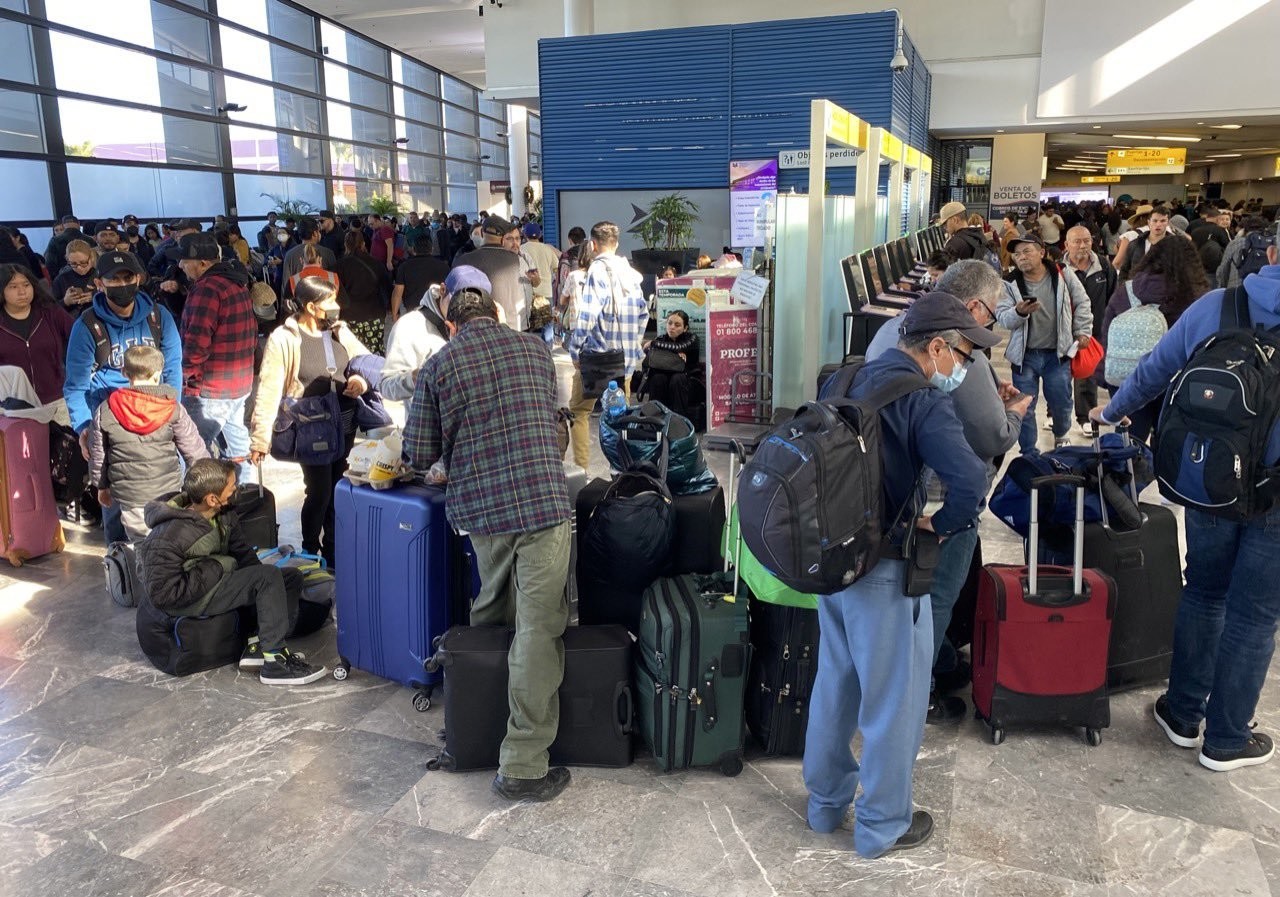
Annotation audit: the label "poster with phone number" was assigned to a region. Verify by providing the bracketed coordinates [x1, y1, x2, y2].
[706, 306, 761, 429]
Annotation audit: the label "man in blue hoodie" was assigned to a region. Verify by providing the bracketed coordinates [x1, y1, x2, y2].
[1091, 225, 1280, 773]
[64, 251, 182, 543]
[805, 292, 993, 858]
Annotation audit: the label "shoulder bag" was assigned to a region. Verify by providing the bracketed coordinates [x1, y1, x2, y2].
[270, 330, 346, 466]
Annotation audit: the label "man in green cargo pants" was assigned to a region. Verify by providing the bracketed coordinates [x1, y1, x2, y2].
[405, 287, 574, 802]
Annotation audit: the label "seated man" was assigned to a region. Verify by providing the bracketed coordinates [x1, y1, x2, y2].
[136, 458, 326, 685]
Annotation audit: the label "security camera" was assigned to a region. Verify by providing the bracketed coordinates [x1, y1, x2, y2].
[890, 51, 909, 72]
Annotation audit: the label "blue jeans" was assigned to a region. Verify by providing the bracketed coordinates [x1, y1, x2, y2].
[182, 394, 252, 482]
[102, 499, 126, 544]
[1011, 349, 1072, 454]
[803, 558, 932, 859]
[929, 526, 979, 677]
[1165, 507, 1280, 753]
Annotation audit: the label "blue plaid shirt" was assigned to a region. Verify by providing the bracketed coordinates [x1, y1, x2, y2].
[568, 255, 648, 375]
[404, 317, 570, 536]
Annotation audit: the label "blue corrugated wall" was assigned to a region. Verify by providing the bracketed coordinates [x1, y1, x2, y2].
[538, 12, 931, 242]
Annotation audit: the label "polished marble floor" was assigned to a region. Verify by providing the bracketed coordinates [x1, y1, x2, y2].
[1, 400, 1278, 897]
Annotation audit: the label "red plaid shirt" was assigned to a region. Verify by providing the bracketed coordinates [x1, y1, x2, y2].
[180, 264, 258, 398]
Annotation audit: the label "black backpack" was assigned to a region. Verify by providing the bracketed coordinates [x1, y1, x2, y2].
[81, 306, 163, 372]
[1233, 231, 1271, 281]
[1154, 286, 1280, 520]
[737, 359, 930, 594]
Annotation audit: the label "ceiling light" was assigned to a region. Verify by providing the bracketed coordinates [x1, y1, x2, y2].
[1154, 135, 1200, 142]
[1197, 122, 1205, 125]
[996, 129, 1005, 133]
[1210, 124, 1242, 130]
[1112, 134, 1156, 140]
[1207, 153, 1242, 158]
[1091, 125, 1102, 129]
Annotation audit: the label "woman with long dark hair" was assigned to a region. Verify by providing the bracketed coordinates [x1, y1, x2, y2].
[249, 277, 379, 567]
[0, 263, 74, 406]
[1101, 235, 1209, 442]
[334, 230, 391, 354]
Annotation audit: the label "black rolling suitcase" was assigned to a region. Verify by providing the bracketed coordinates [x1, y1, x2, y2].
[1040, 430, 1182, 691]
[427, 624, 635, 771]
[670, 485, 725, 574]
[746, 600, 818, 756]
[233, 462, 278, 552]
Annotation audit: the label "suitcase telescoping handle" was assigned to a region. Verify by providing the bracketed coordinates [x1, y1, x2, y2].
[1028, 473, 1086, 598]
[725, 440, 746, 600]
[1093, 424, 1143, 531]
[229, 457, 267, 497]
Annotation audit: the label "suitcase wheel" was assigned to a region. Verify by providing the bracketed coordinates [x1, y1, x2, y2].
[719, 755, 743, 778]
[332, 660, 350, 681]
[412, 690, 432, 713]
[989, 726, 1006, 746]
[1085, 728, 1103, 747]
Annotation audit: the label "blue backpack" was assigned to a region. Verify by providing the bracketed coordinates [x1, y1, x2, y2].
[1234, 231, 1271, 280]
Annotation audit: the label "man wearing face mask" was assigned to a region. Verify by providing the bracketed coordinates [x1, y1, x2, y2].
[863, 261, 1030, 722]
[805, 291, 993, 858]
[64, 250, 182, 544]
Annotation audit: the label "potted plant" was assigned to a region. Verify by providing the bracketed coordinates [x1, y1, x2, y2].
[259, 192, 317, 219]
[366, 195, 402, 219]
[631, 192, 701, 289]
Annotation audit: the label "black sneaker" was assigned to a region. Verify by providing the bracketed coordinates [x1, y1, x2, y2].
[1200, 731, 1274, 772]
[239, 641, 264, 670]
[888, 811, 934, 852]
[491, 767, 571, 802]
[259, 649, 327, 686]
[926, 692, 965, 725]
[1153, 695, 1200, 748]
[933, 660, 972, 694]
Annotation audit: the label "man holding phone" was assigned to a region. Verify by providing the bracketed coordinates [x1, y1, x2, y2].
[996, 234, 1093, 455]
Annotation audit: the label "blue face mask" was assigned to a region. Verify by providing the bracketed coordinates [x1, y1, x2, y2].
[930, 348, 967, 394]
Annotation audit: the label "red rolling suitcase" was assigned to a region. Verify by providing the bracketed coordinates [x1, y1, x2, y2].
[0, 418, 64, 567]
[973, 473, 1114, 746]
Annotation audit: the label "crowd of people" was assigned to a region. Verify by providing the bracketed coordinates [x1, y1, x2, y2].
[3, 192, 1279, 848]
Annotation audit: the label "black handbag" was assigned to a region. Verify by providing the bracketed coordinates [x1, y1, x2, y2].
[646, 347, 686, 373]
[903, 524, 941, 598]
[269, 331, 345, 465]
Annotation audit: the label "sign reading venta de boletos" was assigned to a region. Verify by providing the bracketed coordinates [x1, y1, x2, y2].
[990, 183, 1040, 218]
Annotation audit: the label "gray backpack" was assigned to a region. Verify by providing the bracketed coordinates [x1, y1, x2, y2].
[104, 542, 145, 608]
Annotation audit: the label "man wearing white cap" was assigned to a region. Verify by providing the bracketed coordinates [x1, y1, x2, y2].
[940, 202, 989, 261]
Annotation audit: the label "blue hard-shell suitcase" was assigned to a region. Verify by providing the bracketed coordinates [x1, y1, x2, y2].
[333, 480, 474, 710]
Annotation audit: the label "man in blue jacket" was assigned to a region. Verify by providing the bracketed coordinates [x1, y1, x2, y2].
[806, 292, 993, 858]
[64, 251, 182, 543]
[1091, 225, 1280, 773]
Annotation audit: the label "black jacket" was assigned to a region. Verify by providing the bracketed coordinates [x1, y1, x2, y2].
[1064, 253, 1117, 338]
[137, 494, 260, 612]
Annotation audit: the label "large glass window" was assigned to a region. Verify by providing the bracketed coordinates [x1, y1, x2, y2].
[218, 0, 316, 50]
[327, 101, 393, 145]
[224, 77, 322, 133]
[219, 25, 319, 94]
[445, 132, 480, 161]
[397, 183, 443, 215]
[0, 18, 34, 84]
[44, 0, 211, 63]
[0, 89, 44, 153]
[321, 21, 389, 79]
[0, 159, 52, 221]
[59, 97, 220, 166]
[50, 32, 216, 113]
[330, 142, 392, 182]
[446, 185, 477, 216]
[395, 88, 440, 127]
[325, 62, 391, 112]
[398, 153, 441, 185]
[332, 178, 392, 216]
[398, 121, 441, 157]
[443, 105, 477, 136]
[394, 56, 437, 97]
[234, 172, 326, 217]
[67, 162, 222, 219]
[229, 125, 323, 175]
[441, 76, 475, 110]
[445, 159, 478, 185]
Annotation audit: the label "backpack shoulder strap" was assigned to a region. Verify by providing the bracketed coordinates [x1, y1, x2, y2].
[819, 358, 865, 401]
[856, 370, 933, 413]
[1125, 281, 1140, 310]
[1221, 286, 1250, 331]
[80, 307, 110, 369]
[147, 307, 163, 347]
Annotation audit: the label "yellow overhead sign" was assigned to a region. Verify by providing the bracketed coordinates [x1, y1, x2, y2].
[1275, 155, 1280, 177]
[920, 154, 932, 175]
[879, 130, 903, 162]
[1081, 175, 1121, 183]
[905, 146, 921, 168]
[1106, 147, 1187, 175]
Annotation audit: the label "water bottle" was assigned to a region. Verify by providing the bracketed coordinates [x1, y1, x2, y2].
[602, 381, 627, 420]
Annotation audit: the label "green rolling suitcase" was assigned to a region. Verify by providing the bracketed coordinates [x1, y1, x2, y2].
[635, 572, 751, 776]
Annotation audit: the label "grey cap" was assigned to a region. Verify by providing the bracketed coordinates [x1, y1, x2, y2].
[900, 290, 1002, 349]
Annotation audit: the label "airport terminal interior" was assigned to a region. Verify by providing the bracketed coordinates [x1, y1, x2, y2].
[2, 1, 1280, 895]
